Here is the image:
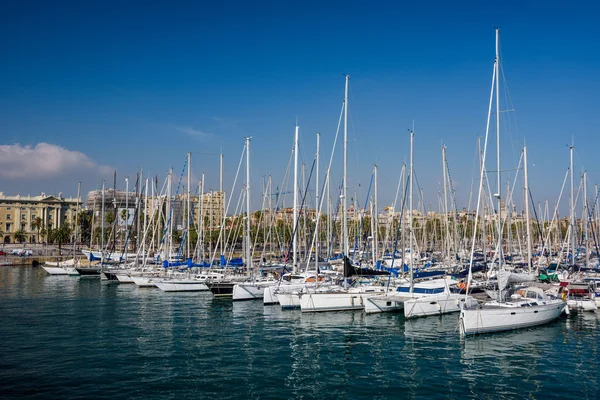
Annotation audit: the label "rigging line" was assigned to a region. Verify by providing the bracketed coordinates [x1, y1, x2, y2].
[536, 168, 570, 269]
[208, 142, 246, 267]
[283, 157, 316, 265]
[528, 187, 546, 257]
[351, 172, 374, 262]
[498, 43, 523, 181]
[157, 157, 188, 256]
[585, 187, 600, 258]
[388, 171, 411, 280]
[444, 148, 463, 254]
[467, 138, 481, 213]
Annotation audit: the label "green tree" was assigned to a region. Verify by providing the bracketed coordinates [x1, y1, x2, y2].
[77, 211, 91, 243]
[13, 229, 27, 244]
[105, 212, 115, 225]
[189, 227, 198, 247]
[54, 223, 73, 256]
[31, 217, 43, 244]
[120, 208, 128, 224]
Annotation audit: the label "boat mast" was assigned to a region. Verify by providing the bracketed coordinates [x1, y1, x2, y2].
[293, 124, 299, 273]
[570, 143, 575, 272]
[135, 172, 141, 255]
[374, 163, 379, 265]
[74, 181, 80, 257]
[101, 180, 105, 264]
[187, 152, 191, 260]
[200, 174, 204, 261]
[409, 129, 414, 293]
[142, 177, 149, 265]
[523, 145, 533, 272]
[343, 75, 349, 260]
[315, 132, 320, 273]
[220, 151, 224, 256]
[245, 136, 252, 274]
[584, 172, 589, 268]
[167, 169, 172, 262]
[125, 176, 129, 264]
[442, 145, 451, 264]
[327, 167, 331, 259]
[495, 27, 502, 279]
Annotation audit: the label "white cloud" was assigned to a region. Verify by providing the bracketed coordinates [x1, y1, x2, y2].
[0, 143, 112, 180]
[175, 126, 211, 137]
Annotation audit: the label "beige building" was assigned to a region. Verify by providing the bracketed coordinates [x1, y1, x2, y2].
[0, 192, 81, 244]
[199, 191, 225, 229]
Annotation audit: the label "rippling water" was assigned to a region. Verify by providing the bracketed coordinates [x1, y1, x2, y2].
[1, 266, 598, 399]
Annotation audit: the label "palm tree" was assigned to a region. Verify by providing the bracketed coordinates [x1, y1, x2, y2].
[31, 217, 43, 244]
[77, 210, 91, 244]
[54, 223, 73, 256]
[13, 229, 27, 244]
[40, 227, 48, 245]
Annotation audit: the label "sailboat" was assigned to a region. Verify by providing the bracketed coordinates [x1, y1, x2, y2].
[297, 76, 394, 313]
[232, 137, 280, 301]
[459, 29, 566, 335]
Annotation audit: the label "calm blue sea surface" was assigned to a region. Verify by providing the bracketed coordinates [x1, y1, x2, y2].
[0, 266, 598, 399]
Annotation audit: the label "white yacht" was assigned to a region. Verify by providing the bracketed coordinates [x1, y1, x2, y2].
[460, 287, 567, 335]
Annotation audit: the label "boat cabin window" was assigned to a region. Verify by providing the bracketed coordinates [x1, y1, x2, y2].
[526, 291, 539, 300]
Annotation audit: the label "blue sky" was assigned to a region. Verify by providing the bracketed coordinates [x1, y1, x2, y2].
[0, 1, 598, 216]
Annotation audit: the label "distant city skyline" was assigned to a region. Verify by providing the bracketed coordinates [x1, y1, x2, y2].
[1, 1, 598, 217]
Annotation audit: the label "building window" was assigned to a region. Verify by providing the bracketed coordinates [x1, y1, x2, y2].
[5, 223, 11, 231]
[21, 207, 26, 210]
[21, 223, 26, 230]
[21, 214, 26, 220]
[6, 214, 10, 220]
[32, 214, 36, 219]
[6, 207, 11, 210]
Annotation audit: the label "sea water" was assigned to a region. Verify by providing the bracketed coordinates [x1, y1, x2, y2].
[1, 266, 598, 399]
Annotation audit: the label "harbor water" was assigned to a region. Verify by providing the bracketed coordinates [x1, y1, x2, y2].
[1, 266, 598, 399]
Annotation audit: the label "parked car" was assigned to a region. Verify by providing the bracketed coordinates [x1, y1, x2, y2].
[0, 251, 5, 256]
[11, 249, 33, 256]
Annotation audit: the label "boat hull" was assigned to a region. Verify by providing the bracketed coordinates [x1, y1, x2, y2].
[263, 285, 280, 305]
[208, 282, 236, 297]
[101, 271, 121, 281]
[300, 292, 372, 313]
[263, 283, 305, 306]
[130, 276, 157, 287]
[232, 282, 276, 301]
[75, 267, 100, 277]
[364, 294, 408, 314]
[278, 292, 302, 309]
[567, 299, 597, 312]
[404, 294, 478, 319]
[460, 301, 566, 335]
[155, 281, 209, 292]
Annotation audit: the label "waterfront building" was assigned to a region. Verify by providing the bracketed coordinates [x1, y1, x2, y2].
[86, 188, 138, 229]
[0, 192, 80, 244]
[199, 191, 225, 229]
